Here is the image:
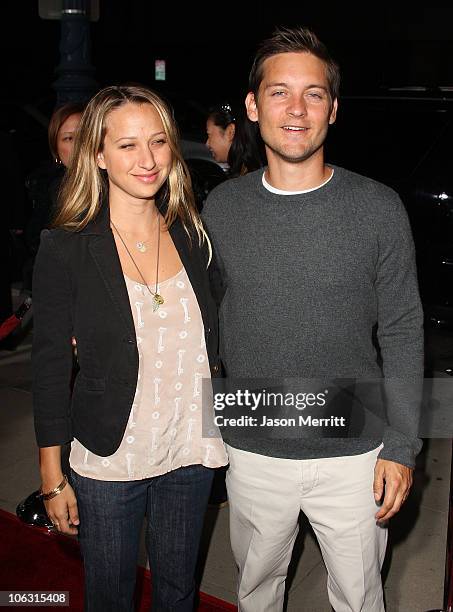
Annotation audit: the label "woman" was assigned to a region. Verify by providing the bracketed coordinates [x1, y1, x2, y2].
[24, 103, 85, 279]
[205, 103, 236, 168]
[49, 102, 84, 168]
[33, 85, 227, 611]
[205, 103, 266, 177]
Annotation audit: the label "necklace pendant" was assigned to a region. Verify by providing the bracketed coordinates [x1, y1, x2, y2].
[136, 242, 147, 253]
[152, 293, 164, 312]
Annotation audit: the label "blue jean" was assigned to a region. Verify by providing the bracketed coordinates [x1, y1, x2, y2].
[70, 465, 214, 612]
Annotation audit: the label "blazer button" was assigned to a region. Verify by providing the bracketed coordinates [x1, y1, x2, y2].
[212, 364, 219, 373]
[126, 338, 135, 345]
[205, 327, 211, 334]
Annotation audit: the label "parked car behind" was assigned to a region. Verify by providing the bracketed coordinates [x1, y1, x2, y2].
[180, 139, 226, 210]
[326, 88, 453, 327]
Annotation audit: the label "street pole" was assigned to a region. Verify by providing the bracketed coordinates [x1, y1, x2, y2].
[52, 0, 98, 105]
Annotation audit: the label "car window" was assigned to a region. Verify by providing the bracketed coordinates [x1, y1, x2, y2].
[325, 97, 451, 189]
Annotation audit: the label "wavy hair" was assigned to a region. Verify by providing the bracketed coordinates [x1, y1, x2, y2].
[54, 85, 210, 256]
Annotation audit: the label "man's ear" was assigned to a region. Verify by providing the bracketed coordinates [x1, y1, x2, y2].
[245, 92, 259, 123]
[328, 98, 338, 125]
[97, 151, 106, 170]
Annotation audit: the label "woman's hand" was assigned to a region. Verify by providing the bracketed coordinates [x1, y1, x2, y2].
[44, 482, 80, 535]
[39, 447, 79, 534]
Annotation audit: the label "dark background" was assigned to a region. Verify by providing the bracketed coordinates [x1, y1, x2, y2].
[2, 3, 453, 353]
[3, 3, 453, 108]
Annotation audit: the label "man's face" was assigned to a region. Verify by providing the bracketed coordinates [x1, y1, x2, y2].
[246, 52, 337, 166]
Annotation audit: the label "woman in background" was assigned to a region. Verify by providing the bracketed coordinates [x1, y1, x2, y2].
[49, 102, 84, 168]
[205, 102, 265, 177]
[24, 103, 85, 290]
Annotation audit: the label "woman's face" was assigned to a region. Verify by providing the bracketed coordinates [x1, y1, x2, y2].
[206, 118, 234, 163]
[56, 112, 82, 167]
[97, 102, 172, 206]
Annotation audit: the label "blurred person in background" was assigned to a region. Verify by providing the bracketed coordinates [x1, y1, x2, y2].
[23, 102, 85, 290]
[206, 103, 266, 178]
[206, 103, 236, 170]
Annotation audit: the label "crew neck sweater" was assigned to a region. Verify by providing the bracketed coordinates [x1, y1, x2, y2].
[203, 166, 424, 467]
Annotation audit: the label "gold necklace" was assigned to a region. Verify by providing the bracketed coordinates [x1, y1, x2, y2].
[111, 216, 164, 312]
[135, 237, 151, 253]
[112, 220, 155, 253]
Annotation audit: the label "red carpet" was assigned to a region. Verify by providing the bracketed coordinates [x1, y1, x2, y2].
[0, 509, 236, 611]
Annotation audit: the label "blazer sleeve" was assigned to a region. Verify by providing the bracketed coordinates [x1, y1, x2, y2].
[207, 239, 228, 307]
[32, 229, 74, 447]
[202, 214, 227, 307]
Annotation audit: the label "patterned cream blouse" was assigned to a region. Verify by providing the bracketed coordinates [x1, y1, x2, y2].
[70, 267, 227, 481]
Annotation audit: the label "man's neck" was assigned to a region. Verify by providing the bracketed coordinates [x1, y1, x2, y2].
[265, 151, 331, 192]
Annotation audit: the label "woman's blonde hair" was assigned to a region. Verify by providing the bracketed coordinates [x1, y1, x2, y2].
[54, 85, 210, 255]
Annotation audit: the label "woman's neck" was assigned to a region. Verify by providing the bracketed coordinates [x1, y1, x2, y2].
[109, 193, 159, 234]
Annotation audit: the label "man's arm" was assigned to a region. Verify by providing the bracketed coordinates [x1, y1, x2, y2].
[374, 192, 424, 518]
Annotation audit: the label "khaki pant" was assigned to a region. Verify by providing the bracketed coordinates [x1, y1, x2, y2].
[226, 444, 387, 612]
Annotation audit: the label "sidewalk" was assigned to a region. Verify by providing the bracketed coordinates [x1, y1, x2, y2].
[0, 327, 450, 611]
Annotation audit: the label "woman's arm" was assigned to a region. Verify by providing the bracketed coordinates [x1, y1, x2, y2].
[40, 446, 79, 535]
[33, 230, 79, 534]
[32, 230, 74, 446]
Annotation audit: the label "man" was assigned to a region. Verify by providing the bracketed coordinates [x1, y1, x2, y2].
[203, 26, 423, 612]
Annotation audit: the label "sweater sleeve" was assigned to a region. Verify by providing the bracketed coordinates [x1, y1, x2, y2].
[375, 195, 424, 468]
[32, 229, 74, 447]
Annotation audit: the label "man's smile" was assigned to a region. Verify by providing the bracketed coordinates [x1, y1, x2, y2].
[282, 126, 309, 132]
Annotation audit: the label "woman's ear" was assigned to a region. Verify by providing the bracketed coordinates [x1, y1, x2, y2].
[97, 151, 106, 170]
[226, 123, 236, 143]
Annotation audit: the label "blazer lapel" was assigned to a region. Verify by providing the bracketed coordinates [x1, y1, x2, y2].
[83, 204, 135, 336]
[166, 216, 210, 329]
[82, 200, 209, 333]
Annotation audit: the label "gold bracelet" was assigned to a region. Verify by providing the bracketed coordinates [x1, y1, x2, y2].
[40, 475, 68, 500]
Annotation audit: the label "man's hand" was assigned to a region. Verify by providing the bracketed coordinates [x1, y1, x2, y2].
[373, 459, 413, 522]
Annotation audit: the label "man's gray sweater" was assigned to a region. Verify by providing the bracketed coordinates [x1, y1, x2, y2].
[203, 166, 424, 467]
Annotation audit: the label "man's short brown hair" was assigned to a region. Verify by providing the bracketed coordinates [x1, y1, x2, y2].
[249, 26, 340, 103]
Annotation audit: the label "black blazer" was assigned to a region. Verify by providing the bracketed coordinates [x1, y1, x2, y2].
[32, 202, 221, 456]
